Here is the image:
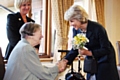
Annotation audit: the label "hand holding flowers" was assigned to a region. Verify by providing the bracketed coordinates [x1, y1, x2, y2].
[72, 33, 92, 56]
[78, 49, 92, 56]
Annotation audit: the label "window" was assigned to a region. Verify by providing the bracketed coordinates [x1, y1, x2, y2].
[32, 0, 52, 58]
[0, 0, 52, 58]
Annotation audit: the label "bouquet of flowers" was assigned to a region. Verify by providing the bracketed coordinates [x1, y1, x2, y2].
[72, 33, 89, 50]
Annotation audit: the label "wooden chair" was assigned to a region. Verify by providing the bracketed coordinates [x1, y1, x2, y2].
[0, 47, 5, 80]
[116, 41, 120, 65]
[116, 41, 120, 78]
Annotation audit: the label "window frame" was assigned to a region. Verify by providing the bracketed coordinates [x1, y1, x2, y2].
[32, 0, 52, 58]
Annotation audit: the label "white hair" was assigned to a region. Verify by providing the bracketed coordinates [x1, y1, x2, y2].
[64, 5, 88, 23]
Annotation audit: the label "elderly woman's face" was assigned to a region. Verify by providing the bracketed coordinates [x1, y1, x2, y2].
[20, 2, 31, 15]
[69, 19, 82, 30]
[32, 29, 43, 46]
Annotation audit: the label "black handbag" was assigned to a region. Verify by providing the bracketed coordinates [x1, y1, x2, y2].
[65, 56, 85, 80]
[83, 57, 97, 74]
[65, 72, 85, 80]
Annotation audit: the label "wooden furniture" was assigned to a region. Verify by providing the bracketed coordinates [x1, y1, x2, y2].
[116, 41, 120, 77]
[116, 41, 120, 65]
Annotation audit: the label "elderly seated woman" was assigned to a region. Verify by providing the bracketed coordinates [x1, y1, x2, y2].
[3, 22, 68, 80]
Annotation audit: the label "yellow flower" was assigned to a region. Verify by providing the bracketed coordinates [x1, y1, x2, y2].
[72, 33, 89, 49]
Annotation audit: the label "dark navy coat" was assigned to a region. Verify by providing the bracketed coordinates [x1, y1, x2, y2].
[65, 20, 119, 80]
[5, 12, 35, 60]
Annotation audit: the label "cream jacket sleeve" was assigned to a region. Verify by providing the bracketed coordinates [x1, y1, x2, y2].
[22, 45, 59, 80]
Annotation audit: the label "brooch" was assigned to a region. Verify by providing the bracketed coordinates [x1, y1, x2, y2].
[18, 18, 21, 21]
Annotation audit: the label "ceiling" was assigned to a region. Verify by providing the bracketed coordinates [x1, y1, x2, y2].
[0, 0, 14, 7]
[0, 0, 82, 7]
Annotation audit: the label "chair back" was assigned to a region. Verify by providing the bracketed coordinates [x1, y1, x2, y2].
[0, 47, 5, 80]
[116, 41, 120, 65]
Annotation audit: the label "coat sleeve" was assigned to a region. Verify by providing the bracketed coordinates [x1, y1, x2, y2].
[64, 49, 79, 65]
[6, 14, 21, 46]
[88, 25, 112, 58]
[64, 28, 80, 65]
[22, 45, 59, 80]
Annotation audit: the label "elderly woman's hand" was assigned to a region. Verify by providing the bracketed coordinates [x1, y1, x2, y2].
[56, 59, 68, 73]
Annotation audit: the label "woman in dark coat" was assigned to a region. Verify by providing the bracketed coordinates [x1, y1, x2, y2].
[63, 5, 119, 80]
[4, 0, 37, 60]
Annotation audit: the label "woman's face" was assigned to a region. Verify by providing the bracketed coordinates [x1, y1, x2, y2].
[20, 2, 31, 15]
[32, 29, 43, 46]
[69, 19, 82, 30]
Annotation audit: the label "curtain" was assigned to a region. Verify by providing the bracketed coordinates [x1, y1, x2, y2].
[51, 0, 74, 62]
[94, 0, 105, 27]
[87, 0, 97, 21]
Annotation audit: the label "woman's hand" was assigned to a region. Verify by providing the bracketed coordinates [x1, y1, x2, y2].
[78, 48, 92, 56]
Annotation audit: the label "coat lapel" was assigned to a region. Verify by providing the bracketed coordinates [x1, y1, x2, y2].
[86, 30, 92, 39]
[86, 20, 93, 39]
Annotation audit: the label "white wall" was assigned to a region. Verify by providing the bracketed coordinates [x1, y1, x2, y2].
[0, 7, 17, 57]
[104, 0, 120, 64]
[0, 8, 9, 56]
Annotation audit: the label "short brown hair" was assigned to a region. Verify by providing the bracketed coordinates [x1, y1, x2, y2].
[20, 22, 42, 38]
